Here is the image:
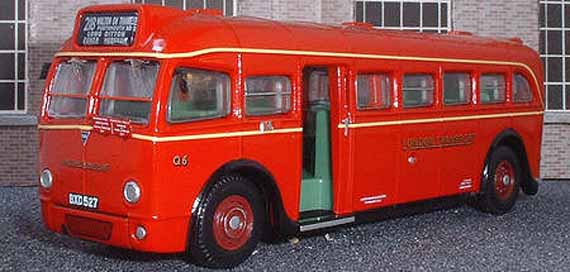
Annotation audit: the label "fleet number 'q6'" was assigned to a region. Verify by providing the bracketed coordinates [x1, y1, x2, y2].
[173, 155, 189, 167]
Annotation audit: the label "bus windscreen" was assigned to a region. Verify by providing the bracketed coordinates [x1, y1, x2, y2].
[99, 60, 159, 124]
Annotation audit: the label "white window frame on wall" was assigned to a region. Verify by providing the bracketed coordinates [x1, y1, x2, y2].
[540, 0, 569, 112]
[132, 0, 237, 16]
[355, 0, 451, 33]
[0, 0, 28, 113]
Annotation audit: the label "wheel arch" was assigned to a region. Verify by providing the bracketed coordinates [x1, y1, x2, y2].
[189, 159, 298, 249]
[484, 129, 538, 195]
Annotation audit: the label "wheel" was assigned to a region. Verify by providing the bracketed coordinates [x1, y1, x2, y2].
[477, 146, 521, 215]
[188, 175, 264, 268]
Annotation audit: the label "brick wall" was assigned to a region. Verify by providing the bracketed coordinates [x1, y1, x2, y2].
[238, 0, 353, 24]
[0, 126, 38, 185]
[452, 0, 539, 51]
[541, 122, 570, 179]
[321, 0, 354, 24]
[239, 0, 321, 21]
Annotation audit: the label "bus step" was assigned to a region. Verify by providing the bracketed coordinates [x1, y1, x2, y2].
[299, 216, 355, 232]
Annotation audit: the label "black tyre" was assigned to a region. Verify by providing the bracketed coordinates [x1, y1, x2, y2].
[477, 146, 521, 215]
[188, 175, 264, 268]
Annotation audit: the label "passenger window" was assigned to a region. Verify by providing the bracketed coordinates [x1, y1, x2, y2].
[167, 68, 231, 123]
[356, 73, 391, 110]
[480, 74, 506, 104]
[513, 73, 533, 103]
[443, 73, 472, 105]
[245, 76, 292, 116]
[403, 74, 434, 108]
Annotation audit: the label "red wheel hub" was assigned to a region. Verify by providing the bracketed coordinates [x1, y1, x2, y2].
[494, 160, 515, 201]
[212, 195, 254, 251]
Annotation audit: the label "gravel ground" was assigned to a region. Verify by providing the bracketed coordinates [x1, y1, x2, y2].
[1, 181, 569, 272]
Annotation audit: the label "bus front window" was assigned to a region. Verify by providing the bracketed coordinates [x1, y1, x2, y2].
[99, 60, 159, 124]
[47, 59, 96, 118]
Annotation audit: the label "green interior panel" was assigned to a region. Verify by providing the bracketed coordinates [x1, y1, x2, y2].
[300, 102, 332, 212]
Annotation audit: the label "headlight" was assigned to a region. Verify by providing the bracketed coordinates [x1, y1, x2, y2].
[40, 169, 53, 189]
[123, 181, 141, 204]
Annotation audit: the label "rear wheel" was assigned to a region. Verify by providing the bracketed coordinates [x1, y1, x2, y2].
[477, 146, 521, 215]
[188, 175, 264, 268]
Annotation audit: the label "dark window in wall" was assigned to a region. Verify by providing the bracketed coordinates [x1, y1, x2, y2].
[0, 0, 27, 112]
[132, 0, 236, 15]
[355, 0, 451, 33]
[540, 1, 570, 110]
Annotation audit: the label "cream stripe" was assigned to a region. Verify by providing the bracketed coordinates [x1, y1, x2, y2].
[37, 111, 542, 142]
[131, 127, 303, 143]
[54, 47, 544, 106]
[37, 124, 93, 131]
[338, 111, 544, 129]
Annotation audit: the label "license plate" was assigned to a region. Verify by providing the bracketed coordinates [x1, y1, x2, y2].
[69, 193, 99, 209]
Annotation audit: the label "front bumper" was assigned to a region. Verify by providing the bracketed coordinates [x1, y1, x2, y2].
[40, 198, 190, 253]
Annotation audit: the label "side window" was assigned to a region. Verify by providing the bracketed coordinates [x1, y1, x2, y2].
[356, 73, 391, 110]
[167, 68, 231, 123]
[245, 76, 292, 116]
[443, 72, 472, 105]
[480, 74, 506, 104]
[513, 73, 533, 103]
[403, 74, 434, 108]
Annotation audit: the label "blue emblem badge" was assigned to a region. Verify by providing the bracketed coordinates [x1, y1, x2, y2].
[81, 131, 90, 146]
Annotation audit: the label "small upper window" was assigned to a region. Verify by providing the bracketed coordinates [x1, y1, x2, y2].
[443, 73, 472, 105]
[513, 73, 533, 103]
[356, 73, 391, 110]
[168, 68, 231, 122]
[245, 76, 292, 116]
[403, 74, 434, 108]
[480, 74, 506, 104]
[48, 59, 97, 118]
[308, 70, 329, 103]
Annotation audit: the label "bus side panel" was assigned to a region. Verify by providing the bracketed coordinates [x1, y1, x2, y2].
[241, 134, 302, 220]
[350, 125, 400, 211]
[152, 137, 240, 250]
[241, 54, 303, 221]
[476, 111, 513, 186]
[349, 59, 401, 211]
[439, 65, 482, 196]
[512, 114, 543, 179]
[439, 114, 482, 196]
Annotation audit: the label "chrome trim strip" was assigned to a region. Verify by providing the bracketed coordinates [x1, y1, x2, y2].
[37, 124, 93, 131]
[38, 125, 303, 143]
[131, 127, 303, 143]
[299, 216, 355, 232]
[338, 111, 544, 129]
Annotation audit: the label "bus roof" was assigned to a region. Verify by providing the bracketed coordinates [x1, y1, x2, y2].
[60, 4, 541, 72]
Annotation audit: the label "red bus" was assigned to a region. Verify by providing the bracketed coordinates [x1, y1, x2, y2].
[38, 4, 544, 268]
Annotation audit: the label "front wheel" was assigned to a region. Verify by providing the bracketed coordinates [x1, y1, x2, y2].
[477, 146, 521, 215]
[188, 175, 264, 268]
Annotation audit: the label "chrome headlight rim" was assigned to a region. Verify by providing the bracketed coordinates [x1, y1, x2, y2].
[123, 180, 141, 204]
[40, 169, 53, 189]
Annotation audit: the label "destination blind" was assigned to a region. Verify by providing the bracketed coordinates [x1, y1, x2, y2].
[78, 12, 139, 46]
